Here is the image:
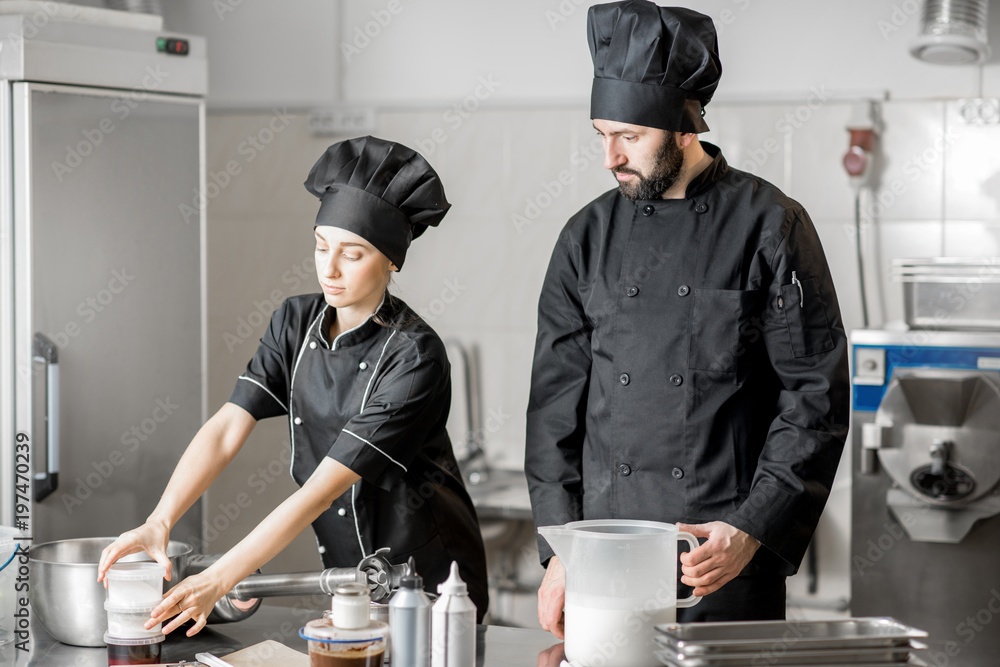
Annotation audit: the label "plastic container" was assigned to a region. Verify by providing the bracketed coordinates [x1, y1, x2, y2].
[538, 519, 701, 667]
[104, 632, 164, 665]
[104, 562, 165, 607]
[300, 618, 388, 667]
[104, 600, 161, 639]
[0, 526, 23, 647]
[431, 562, 476, 667]
[303, 582, 388, 666]
[331, 582, 370, 630]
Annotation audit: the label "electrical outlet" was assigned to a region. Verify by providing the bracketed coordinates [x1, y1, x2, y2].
[958, 98, 1000, 125]
[307, 107, 377, 137]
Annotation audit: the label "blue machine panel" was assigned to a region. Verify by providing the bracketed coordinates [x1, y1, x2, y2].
[853, 345, 1000, 412]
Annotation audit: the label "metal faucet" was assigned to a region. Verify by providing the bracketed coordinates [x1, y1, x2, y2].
[445, 339, 489, 482]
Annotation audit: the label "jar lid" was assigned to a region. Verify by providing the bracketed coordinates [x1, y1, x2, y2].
[104, 632, 165, 646]
[299, 618, 388, 643]
[106, 562, 166, 581]
[104, 600, 159, 614]
[334, 582, 369, 597]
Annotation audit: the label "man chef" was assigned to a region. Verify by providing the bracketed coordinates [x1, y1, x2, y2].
[525, 1, 850, 633]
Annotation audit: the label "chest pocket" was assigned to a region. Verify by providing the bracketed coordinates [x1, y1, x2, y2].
[779, 276, 835, 357]
[689, 288, 764, 373]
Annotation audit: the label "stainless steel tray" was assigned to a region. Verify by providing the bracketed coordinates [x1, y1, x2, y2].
[653, 641, 922, 666]
[892, 257, 1000, 330]
[654, 618, 927, 654]
[656, 654, 928, 667]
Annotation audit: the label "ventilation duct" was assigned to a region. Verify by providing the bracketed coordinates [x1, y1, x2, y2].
[910, 0, 990, 65]
[104, 0, 164, 18]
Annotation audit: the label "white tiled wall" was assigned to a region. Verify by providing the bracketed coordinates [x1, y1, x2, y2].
[203, 99, 1000, 624]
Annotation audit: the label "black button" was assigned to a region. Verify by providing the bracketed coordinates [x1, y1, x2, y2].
[672, 467, 684, 479]
[626, 285, 639, 297]
[618, 463, 632, 477]
[669, 374, 683, 386]
[620, 373, 630, 386]
[695, 203, 708, 214]
[642, 204, 655, 216]
[677, 285, 690, 297]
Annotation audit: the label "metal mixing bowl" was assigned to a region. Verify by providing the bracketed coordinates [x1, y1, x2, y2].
[29, 537, 192, 647]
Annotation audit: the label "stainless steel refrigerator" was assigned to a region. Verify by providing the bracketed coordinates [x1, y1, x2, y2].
[0, 9, 207, 544]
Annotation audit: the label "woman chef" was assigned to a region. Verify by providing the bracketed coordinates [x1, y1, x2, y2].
[98, 136, 490, 635]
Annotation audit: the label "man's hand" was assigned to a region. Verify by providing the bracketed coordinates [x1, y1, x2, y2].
[537, 556, 566, 639]
[536, 641, 567, 667]
[677, 521, 761, 596]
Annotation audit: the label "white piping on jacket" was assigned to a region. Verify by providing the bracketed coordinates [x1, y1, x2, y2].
[237, 375, 288, 412]
[342, 429, 407, 472]
[288, 308, 327, 477]
[361, 330, 396, 411]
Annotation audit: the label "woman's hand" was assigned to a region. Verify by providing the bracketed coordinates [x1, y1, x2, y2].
[97, 520, 173, 586]
[148, 571, 227, 637]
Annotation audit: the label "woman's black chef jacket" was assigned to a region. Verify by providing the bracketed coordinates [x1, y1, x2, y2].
[526, 143, 850, 576]
[229, 293, 489, 617]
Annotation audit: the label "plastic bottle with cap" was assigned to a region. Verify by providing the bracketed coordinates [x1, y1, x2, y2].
[431, 561, 477, 667]
[390, 557, 432, 667]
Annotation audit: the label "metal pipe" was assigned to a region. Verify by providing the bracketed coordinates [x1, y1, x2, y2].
[230, 567, 365, 601]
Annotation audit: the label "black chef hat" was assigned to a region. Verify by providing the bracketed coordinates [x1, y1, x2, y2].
[304, 136, 450, 269]
[588, 1, 722, 133]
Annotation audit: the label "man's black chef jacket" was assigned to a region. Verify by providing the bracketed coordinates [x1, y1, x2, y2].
[526, 143, 850, 576]
[230, 294, 489, 617]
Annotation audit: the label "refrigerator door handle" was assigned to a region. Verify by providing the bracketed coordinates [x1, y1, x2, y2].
[32, 333, 60, 501]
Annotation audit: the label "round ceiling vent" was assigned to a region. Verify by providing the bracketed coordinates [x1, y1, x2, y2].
[910, 0, 990, 65]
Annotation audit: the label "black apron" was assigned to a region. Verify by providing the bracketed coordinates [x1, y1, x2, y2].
[230, 294, 489, 618]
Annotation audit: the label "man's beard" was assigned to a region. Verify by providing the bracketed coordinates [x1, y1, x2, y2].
[614, 133, 684, 201]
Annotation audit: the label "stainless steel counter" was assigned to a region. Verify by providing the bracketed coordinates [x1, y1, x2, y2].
[6, 605, 565, 666]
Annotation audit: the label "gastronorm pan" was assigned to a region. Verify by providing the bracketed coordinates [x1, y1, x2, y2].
[656, 655, 929, 667]
[654, 618, 927, 655]
[653, 640, 923, 666]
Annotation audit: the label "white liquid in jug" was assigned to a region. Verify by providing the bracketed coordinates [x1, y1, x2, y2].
[564, 603, 675, 667]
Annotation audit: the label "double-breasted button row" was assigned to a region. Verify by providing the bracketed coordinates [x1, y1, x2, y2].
[625, 284, 689, 298]
[621, 373, 682, 386]
[618, 463, 682, 479]
[306, 341, 369, 371]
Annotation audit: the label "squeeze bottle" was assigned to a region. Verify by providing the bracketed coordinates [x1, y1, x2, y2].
[390, 557, 432, 667]
[431, 561, 476, 667]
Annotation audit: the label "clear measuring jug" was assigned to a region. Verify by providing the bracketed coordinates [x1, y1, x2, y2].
[538, 519, 700, 667]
